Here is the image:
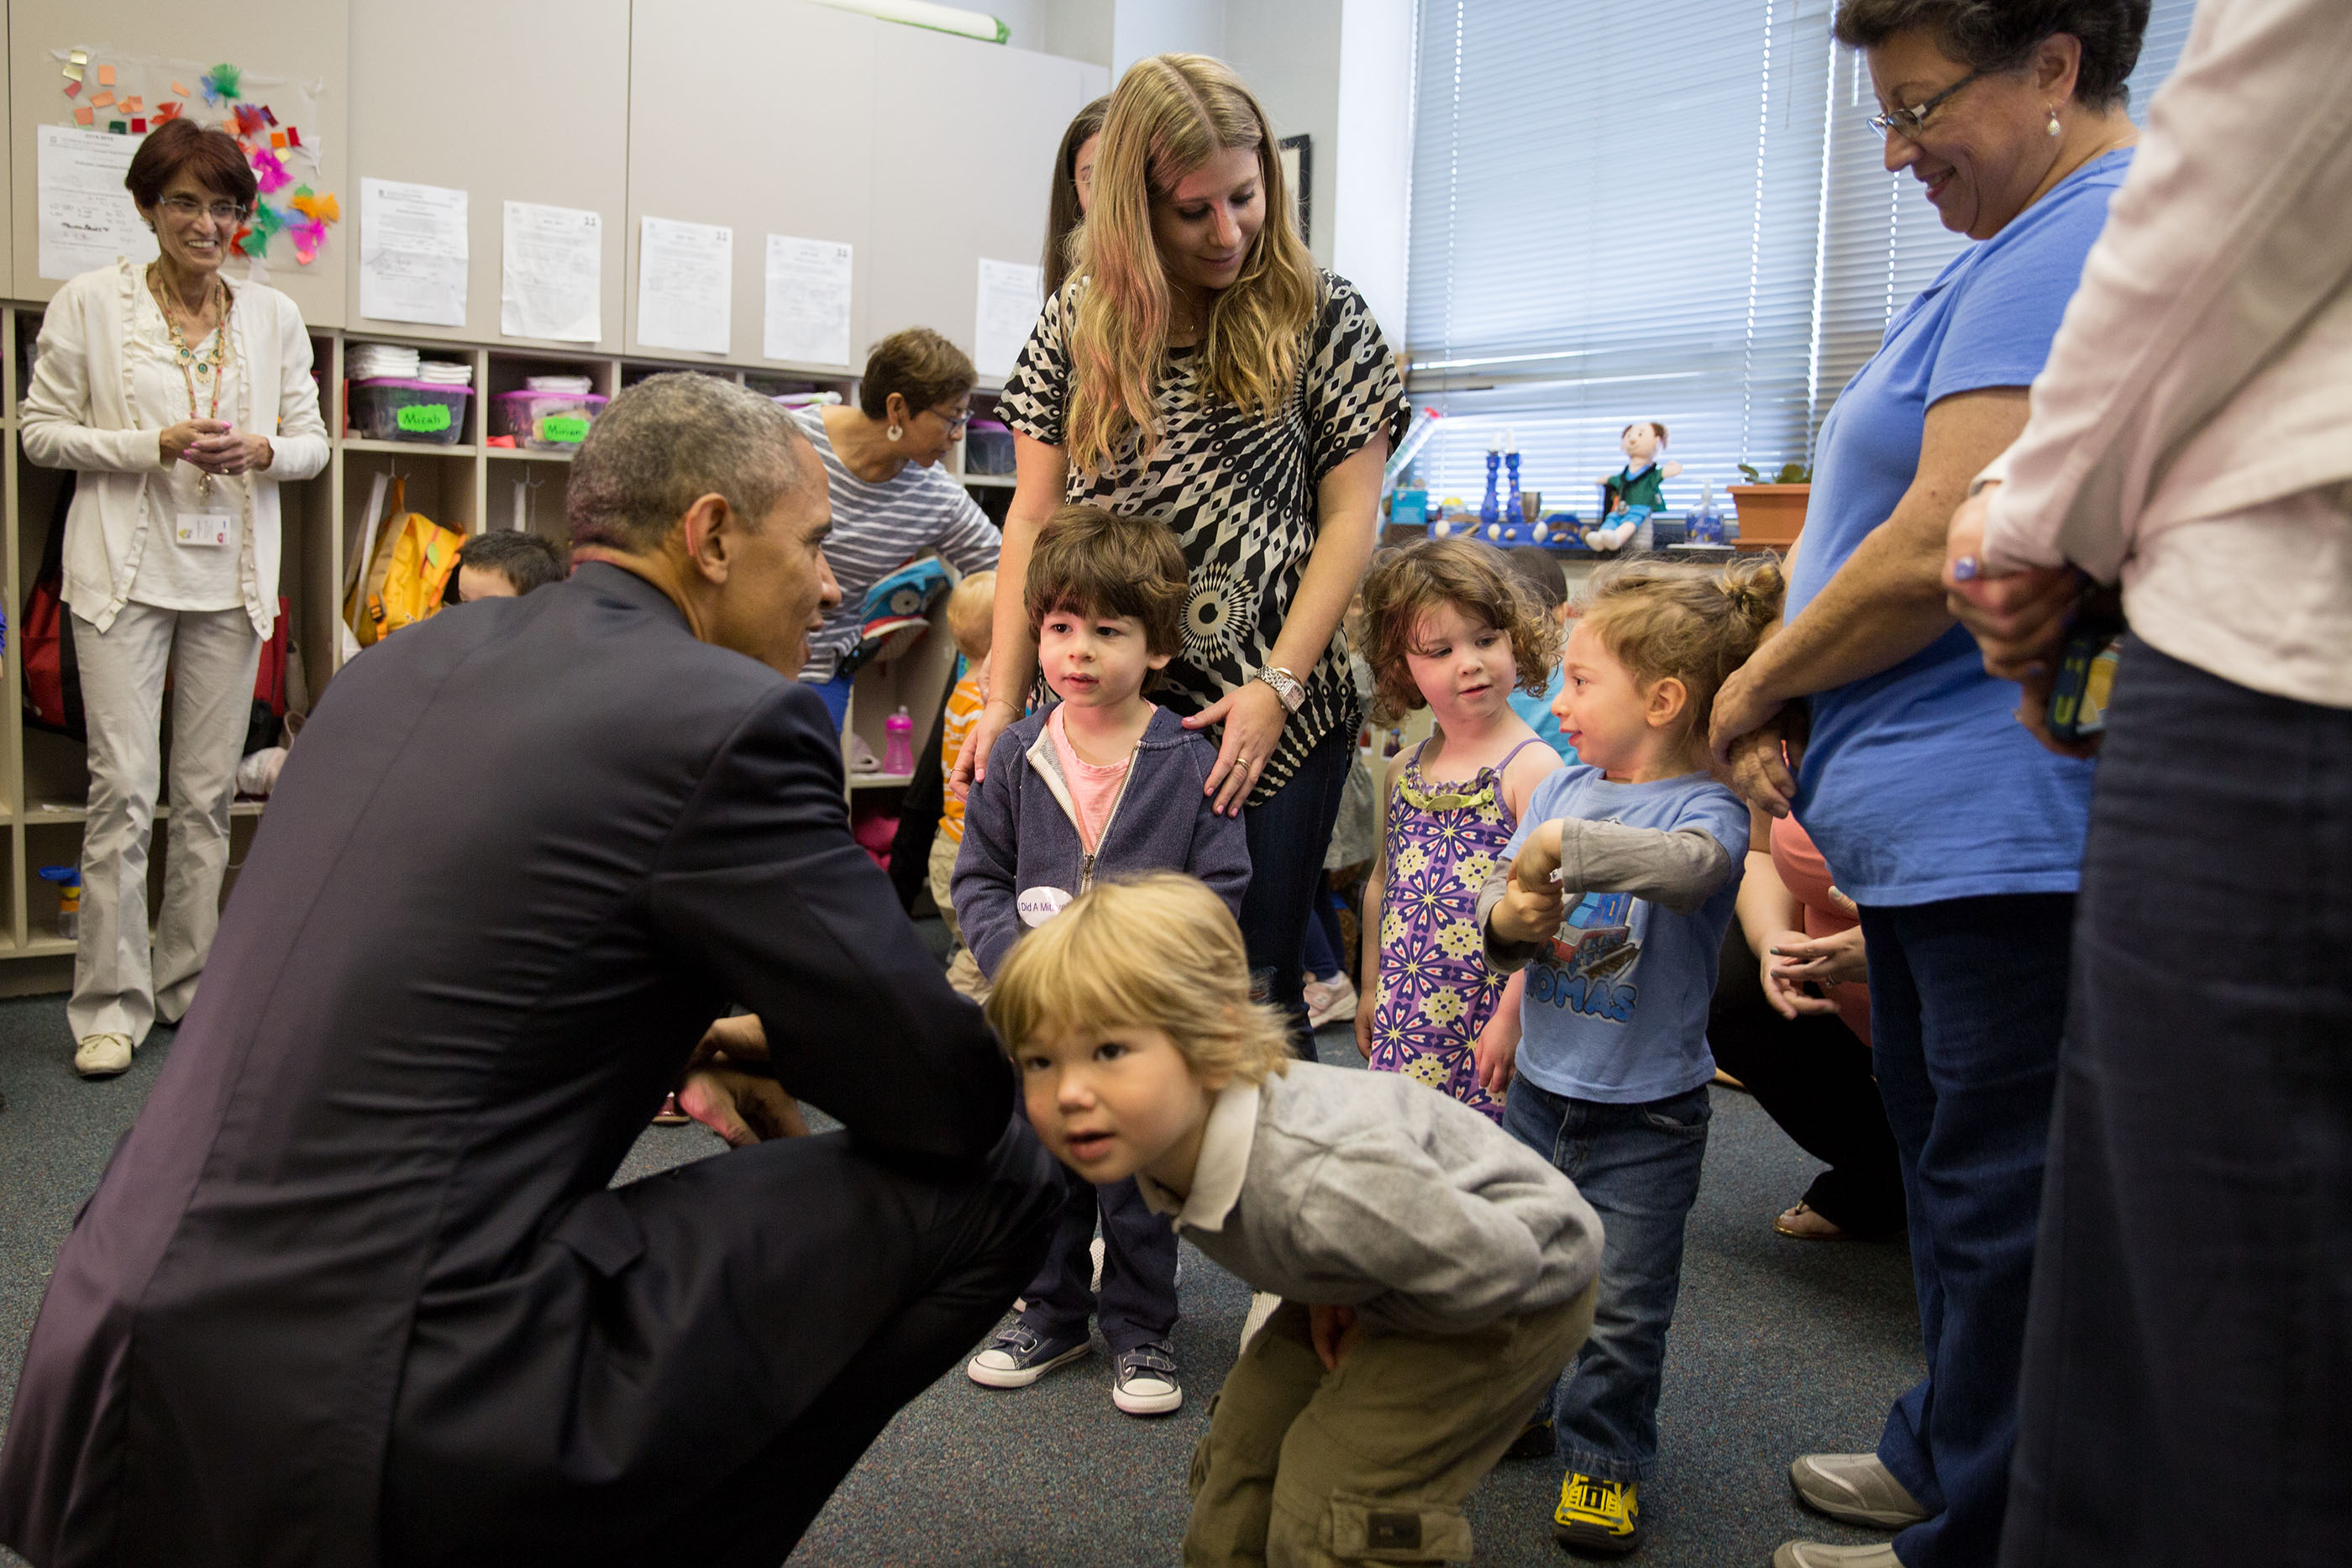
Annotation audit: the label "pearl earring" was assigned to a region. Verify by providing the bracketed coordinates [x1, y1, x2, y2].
[886, 423, 903, 441]
[2046, 108, 2062, 138]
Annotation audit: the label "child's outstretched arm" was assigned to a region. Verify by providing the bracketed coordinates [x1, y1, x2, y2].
[1480, 820, 1743, 970]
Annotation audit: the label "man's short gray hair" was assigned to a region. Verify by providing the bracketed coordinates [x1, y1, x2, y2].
[568, 373, 811, 554]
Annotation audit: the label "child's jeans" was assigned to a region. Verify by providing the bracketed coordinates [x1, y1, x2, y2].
[1502, 1077, 1711, 1482]
[1184, 1292, 1593, 1566]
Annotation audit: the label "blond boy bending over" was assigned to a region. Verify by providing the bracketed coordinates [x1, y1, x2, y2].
[990, 873, 1602, 1566]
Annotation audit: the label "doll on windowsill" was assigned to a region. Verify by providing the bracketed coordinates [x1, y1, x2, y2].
[1585, 421, 1683, 551]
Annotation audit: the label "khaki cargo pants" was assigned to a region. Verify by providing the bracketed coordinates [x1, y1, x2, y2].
[1184, 1287, 1595, 1565]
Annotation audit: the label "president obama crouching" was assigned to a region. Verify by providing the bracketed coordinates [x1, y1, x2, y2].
[0, 374, 1059, 1568]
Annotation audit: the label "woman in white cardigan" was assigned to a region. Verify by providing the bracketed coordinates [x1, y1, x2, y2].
[21, 118, 328, 1079]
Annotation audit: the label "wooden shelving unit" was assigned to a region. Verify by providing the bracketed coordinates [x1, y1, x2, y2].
[0, 315, 877, 987]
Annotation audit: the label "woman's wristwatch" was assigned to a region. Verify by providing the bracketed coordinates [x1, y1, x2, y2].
[1253, 665, 1305, 715]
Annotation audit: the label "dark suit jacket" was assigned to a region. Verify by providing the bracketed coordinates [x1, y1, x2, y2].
[0, 564, 1011, 1567]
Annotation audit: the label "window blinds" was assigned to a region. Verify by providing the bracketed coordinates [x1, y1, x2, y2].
[1405, 0, 1834, 515]
[1404, 0, 2200, 513]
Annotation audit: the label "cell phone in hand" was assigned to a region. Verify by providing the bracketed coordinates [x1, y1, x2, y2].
[2047, 593, 2126, 742]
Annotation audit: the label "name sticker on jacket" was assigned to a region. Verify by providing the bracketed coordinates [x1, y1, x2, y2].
[1017, 886, 1073, 927]
[175, 509, 233, 547]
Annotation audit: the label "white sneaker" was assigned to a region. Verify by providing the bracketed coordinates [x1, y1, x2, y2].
[1304, 976, 1357, 1027]
[74, 1034, 134, 1079]
[1089, 1234, 1105, 1294]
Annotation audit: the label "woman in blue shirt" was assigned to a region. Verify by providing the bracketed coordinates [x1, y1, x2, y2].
[1705, 5, 2150, 1567]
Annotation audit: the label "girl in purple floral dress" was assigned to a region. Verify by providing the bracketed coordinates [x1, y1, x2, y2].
[1353, 539, 1562, 1119]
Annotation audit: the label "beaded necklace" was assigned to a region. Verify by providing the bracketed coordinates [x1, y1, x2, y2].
[147, 263, 234, 501]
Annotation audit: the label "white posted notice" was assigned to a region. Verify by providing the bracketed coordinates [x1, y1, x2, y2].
[38, 125, 157, 281]
[501, 201, 602, 342]
[764, 235, 853, 365]
[638, 218, 732, 355]
[974, 258, 1044, 380]
[360, 177, 470, 327]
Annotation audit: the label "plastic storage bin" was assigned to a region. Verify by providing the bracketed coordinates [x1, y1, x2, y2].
[492, 390, 610, 450]
[349, 380, 472, 445]
[963, 419, 1015, 475]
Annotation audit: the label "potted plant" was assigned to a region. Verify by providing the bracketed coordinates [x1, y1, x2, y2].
[1730, 462, 1810, 550]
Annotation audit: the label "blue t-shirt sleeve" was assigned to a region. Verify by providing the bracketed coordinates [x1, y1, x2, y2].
[1926, 183, 2116, 406]
[1505, 766, 1590, 858]
[1679, 783, 1752, 862]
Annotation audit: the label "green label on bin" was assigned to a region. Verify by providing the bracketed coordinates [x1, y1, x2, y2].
[540, 415, 591, 443]
[396, 402, 453, 433]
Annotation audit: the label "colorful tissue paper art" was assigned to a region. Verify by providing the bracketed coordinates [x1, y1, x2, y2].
[97, 65, 115, 85]
[196, 63, 341, 270]
[154, 101, 181, 121]
[73, 105, 93, 125]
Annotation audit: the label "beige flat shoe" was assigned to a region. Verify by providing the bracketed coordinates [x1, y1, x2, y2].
[1788, 1452, 1930, 1529]
[1773, 1542, 1901, 1568]
[74, 1033, 134, 1079]
[1775, 1201, 1850, 1240]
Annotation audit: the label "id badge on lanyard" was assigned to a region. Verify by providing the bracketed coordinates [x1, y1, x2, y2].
[175, 509, 234, 548]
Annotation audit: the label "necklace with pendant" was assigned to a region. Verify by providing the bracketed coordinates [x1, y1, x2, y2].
[150, 265, 234, 502]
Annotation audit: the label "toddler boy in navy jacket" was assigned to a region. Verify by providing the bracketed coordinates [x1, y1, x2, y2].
[953, 504, 1247, 1415]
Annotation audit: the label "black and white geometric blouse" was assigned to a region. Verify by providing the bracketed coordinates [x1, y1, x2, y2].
[997, 270, 1409, 806]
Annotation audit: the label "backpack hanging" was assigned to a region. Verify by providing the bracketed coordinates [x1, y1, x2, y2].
[343, 475, 466, 648]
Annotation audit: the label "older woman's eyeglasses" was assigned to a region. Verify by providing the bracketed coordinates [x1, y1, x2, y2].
[157, 195, 251, 225]
[1867, 69, 1987, 141]
[927, 405, 973, 435]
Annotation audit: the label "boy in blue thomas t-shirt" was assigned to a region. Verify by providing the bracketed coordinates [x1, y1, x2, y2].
[1480, 557, 1779, 1555]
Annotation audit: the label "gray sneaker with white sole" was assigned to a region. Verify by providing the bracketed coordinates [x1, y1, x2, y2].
[966, 1323, 1090, 1389]
[1110, 1338, 1183, 1416]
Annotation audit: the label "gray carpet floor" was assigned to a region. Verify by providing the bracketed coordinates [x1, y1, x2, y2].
[0, 978, 1921, 1567]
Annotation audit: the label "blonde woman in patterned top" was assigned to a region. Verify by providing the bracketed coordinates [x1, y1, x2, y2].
[1352, 538, 1563, 1119]
[963, 52, 1408, 1052]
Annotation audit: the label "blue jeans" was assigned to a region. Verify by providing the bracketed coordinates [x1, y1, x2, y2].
[2002, 642, 2352, 1568]
[806, 670, 854, 730]
[1861, 894, 2074, 1568]
[1503, 1077, 1711, 1481]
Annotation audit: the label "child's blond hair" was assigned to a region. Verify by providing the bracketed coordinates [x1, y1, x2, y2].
[1578, 554, 1786, 742]
[986, 873, 1294, 1087]
[946, 569, 997, 662]
[1357, 536, 1560, 725]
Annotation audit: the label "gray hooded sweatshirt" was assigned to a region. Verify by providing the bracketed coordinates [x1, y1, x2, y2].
[953, 702, 1250, 977]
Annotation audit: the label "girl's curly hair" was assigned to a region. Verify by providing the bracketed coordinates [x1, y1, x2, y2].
[1357, 537, 1560, 725]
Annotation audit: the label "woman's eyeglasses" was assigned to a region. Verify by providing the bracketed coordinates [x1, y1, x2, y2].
[1867, 69, 1986, 141]
[928, 406, 973, 434]
[157, 195, 251, 224]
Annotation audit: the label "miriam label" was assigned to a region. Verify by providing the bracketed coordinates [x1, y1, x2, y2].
[539, 415, 591, 443]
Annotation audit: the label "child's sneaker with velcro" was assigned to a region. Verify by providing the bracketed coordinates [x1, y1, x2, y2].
[1553, 1471, 1644, 1555]
[965, 1322, 1090, 1389]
